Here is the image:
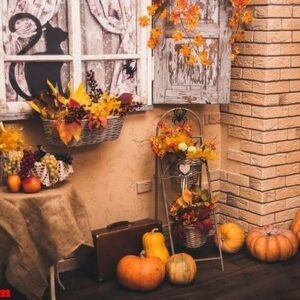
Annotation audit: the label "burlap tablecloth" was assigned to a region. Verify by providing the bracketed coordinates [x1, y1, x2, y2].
[0, 182, 93, 299]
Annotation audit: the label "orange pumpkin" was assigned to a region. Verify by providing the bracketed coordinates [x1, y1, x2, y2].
[166, 253, 197, 285]
[116, 255, 165, 291]
[214, 222, 245, 253]
[291, 210, 300, 242]
[246, 225, 299, 262]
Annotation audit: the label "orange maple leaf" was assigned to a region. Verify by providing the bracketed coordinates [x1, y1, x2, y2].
[54, 120, 83, 145]
[170, 10, 181, 24]
[139, 16, 150, 27]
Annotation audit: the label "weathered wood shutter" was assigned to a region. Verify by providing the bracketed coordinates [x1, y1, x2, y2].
[153, 0, 231, 104]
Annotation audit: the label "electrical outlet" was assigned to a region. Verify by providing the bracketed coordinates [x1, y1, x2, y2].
[136, 180, 152, 194]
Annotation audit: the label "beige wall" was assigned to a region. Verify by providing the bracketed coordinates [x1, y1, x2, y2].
[11, 105, 221, 230]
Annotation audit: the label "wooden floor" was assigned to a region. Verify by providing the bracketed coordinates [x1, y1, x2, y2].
[3, 245, 300, 300]
[55, 246, 300, 300]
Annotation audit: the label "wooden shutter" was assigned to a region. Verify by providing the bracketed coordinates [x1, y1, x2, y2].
[153, 0, 231, 104]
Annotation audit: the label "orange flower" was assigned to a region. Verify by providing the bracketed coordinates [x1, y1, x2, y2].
[175, 0, 188, 11]
[241, 10, 253, 24]
[147, 4, 158, 16]
[193, 35, 205, 46]
[185, 4, 200, 19]
[185, 17, 199, 30]
[172, 29, 184, 42]
[199, 51, 211, 66]
[170, 10, 181, 24]
[151, 27, 163, 39]
[160, 9, 168, 20]
[187, 55, 197, 65]
[179, 44, 191, 57]
[147, 37, 158, 49]
[139, 16, 150, 27]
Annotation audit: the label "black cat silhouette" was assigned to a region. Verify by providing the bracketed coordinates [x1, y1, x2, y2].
[8, 13, 68, 100]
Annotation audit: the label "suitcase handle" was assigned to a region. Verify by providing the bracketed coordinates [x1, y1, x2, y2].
[106, 221, 130, 229]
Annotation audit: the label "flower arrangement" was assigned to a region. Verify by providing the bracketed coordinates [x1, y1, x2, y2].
[150, 121, 217, 161]
[29, 70, 142, 145]
[0, 122, 25, 153]
[0, 123, 73, 190]
[170, 187, 217, 238]
[3, 145, 73, 188]
[139, 0, 252, 63]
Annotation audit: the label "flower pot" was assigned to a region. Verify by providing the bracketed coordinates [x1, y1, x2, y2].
[41, 116, 125, 147]
[169, 158, 202, 189]
[183, 225, 207, 248]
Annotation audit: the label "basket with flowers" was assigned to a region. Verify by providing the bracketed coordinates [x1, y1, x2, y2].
[0, 122, 73, 191]
[29, 70, 142, 147]
[170, 186, 217, 248]
[150, 120, 216, 188]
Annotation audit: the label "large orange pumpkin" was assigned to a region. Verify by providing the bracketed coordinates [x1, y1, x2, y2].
[214, 222, 245, 253]
[291, 210, 300, 242]
[246, 225, 299, 262]
[116, 255, 165, 291]
[166, 253, 197, 285]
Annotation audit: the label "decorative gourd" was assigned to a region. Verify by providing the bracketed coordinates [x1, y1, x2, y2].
[291, 209, 300, 242]
[246, 225, 299, 262]
[117, 255, 165, 291]
[214, 222, 245, 253]
[166, 253, 197, 285]
[142, 228, 170, 264]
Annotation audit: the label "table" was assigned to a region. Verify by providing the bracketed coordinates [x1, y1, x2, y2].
[0, 182, 93, 300]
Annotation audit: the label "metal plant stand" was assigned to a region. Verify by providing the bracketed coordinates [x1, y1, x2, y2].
[154, 108, 224, 271]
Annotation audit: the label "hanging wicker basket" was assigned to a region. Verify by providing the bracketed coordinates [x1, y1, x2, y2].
[183, 225, 207, 248]
[41, 116, 125, 147]
[169, 158, 202, 188]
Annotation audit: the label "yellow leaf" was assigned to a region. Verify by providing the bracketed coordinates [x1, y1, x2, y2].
[28, 101, 41, 114]
[54, 121, 83, 145]
[47, 80, 59, 95]
[69, 83, 91, 106]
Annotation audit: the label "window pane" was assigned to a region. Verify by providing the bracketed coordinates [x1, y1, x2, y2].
[2, 0, 69, 56]
[5, 62, 70, 101]
[81, 0, 137, 55]
[83, 60, 138, 96]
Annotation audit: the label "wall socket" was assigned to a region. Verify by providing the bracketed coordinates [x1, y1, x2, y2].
[136, 180, 152, 194]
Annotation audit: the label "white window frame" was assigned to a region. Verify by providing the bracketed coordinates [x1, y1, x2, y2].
[0, 0, 152, 121]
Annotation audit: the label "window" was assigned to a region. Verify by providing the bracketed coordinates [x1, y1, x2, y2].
[153, 0, 231, 104]
[0, 0, 152, 120]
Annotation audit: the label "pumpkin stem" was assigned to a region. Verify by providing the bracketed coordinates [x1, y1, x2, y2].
[152, 228, 159, 233]
[140, 249, 146, 258]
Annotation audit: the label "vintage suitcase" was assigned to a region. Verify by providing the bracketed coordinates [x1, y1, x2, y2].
[89, 218, 162, 282]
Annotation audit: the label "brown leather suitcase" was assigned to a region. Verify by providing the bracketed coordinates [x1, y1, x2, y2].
[89, 218, 162, 282]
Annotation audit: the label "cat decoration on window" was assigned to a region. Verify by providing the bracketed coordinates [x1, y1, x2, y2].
[8, 13, 68, 100]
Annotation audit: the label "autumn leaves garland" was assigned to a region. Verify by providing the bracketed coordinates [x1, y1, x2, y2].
[139, 0, 253, 64]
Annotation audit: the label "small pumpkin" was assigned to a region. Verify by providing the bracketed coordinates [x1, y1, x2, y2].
[246, 225, 299, 263]
[117, 255, 165, 291]
[214, 222, 245, 253]
[166, 253, 197, 285]
[142, 228, 170, 264]
[291, 209, 300, 242]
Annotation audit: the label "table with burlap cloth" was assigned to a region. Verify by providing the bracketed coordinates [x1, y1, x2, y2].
[0, 182, 93, 299]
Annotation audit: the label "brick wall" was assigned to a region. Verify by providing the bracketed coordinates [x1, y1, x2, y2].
[219, 0, 300, 231]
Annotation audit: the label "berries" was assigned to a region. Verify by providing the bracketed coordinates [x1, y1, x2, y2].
[64, 105, 87, 124]
[19, 150, 36, 180]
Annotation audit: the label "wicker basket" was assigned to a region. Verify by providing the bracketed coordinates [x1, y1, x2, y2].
[42, 116, 125, 147]
[170, 158, 202, 188]
[183, 225, 207, 248]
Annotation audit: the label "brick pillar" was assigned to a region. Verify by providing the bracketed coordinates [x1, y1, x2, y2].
[219, 0, 300, 231]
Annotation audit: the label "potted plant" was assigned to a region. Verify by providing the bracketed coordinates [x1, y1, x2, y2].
[169, 187, 217, 248]
[29, 70, 142, 147]
[150, 120, 216, 188]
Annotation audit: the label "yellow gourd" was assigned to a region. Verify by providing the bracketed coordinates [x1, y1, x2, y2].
[142, 228, 170, 264]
